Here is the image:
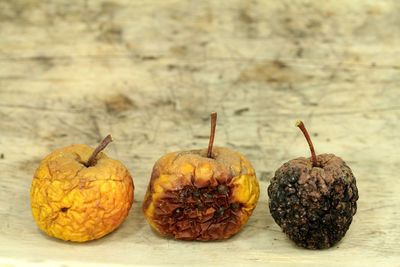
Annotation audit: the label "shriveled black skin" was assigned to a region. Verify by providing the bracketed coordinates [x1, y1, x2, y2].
[268, 154, 359, 249]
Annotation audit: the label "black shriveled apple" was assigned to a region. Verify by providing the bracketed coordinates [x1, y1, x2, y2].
[268, 121, 359, 249]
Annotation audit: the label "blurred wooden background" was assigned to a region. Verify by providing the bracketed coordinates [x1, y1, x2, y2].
[0, 0, 399, 266]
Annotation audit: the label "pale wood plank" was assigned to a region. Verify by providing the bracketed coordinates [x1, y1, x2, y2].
[0, 0, 399, 266]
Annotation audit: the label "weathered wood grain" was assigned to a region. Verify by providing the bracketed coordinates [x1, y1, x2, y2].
[0, 0, 399, 266]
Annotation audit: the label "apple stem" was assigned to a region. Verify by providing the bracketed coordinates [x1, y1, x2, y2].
[296, 121, 319, 167]
[207, 112, 217, 158]
[86, 134, 114, 167]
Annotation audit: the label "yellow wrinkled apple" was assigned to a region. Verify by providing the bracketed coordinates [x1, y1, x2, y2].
[143, 113, 260, 240]
[30, 135, 134, 242]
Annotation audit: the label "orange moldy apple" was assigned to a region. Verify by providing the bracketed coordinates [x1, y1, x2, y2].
[30, 135, 134, 242]
[143, 113, 260, 241]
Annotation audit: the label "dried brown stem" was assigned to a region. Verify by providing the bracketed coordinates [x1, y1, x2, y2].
[86, 134, 114, 167]
[296, 121, 319, 167]
[207, 112, 217, 158]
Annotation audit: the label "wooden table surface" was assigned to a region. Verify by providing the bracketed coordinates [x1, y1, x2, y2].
[1, 0, 399, 266]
